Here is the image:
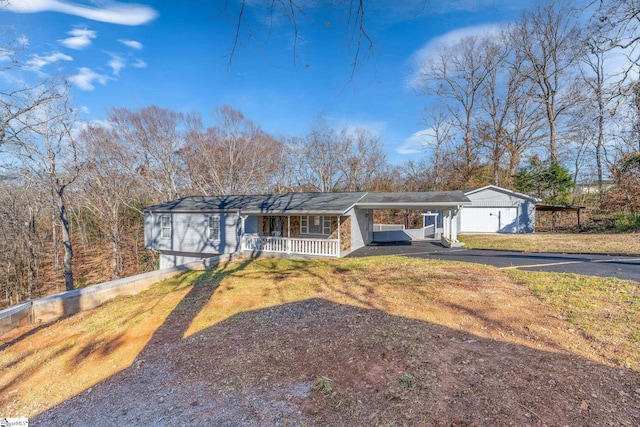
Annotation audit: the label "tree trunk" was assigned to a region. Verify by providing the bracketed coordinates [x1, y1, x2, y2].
[596, 95, 604, 196]
[112, 223, 123, 279]
[547, 101, 558, 165]
[52, 197, 59, 281]
[26, 210, 36, 300]
[57, 189, 74, 291]
[464, 114, 473, 189]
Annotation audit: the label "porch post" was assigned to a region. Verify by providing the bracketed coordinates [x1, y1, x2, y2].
[287, 216, 291, 254]
[337, 216, 341, 256]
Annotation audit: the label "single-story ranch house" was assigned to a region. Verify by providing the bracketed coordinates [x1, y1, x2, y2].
[144, 191, 471, 269]
[144, 186, 540, 269]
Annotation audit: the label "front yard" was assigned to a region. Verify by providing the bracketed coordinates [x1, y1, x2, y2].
[1, 256, 639, 425]
[459, 232, 640, 255]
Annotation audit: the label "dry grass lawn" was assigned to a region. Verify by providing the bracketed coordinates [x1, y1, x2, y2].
[459, 232, 640, 254]
[1, 256, 639, 425]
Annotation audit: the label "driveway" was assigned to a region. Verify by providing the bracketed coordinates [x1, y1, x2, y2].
[347, 241, 640, 282]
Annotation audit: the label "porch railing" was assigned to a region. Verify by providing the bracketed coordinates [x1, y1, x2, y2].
[242, 235, 339, 257]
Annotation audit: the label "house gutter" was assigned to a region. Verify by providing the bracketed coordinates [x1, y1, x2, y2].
[354, 202, 472, 209]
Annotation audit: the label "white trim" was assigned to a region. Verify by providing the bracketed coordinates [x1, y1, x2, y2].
[300, 215, 332, 236]
[464, 185, 540, 202]
[206, 214, 221, 241]
[243, 236, 340, 257]
[160, 215, 171, 239]
[355, 202, 471, 209]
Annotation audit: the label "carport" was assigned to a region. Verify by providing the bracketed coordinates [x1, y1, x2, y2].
[353, 191, 471, 247]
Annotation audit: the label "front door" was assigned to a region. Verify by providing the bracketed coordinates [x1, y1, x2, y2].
[269, 216, 283, 236]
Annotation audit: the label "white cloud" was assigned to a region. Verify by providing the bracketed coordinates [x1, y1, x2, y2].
[25, 51, 73, 71]
[59, 28, 97, 50]
[406, 24, 504, 90]
[1, 0, 159, 26]
[131, 58, 147, 68]
[0, 51, 12, 63]
[107, 52, 125, 75]
[1, 36, 30, 62]
[17, 35, 29, 47]
[69, 67, 109, 91]
[396, 128, 433, 155]
[71, 117, 114, 139]
[118, 39, 143, 50]
[340, 120, 388, 140]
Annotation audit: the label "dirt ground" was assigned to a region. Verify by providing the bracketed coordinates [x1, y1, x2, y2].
[1, 257, 639, 426]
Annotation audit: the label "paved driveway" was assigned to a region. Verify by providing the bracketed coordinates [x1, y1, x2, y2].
[347, 241, 640, 281]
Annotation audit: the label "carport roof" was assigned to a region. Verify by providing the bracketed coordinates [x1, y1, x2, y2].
[144, 191, 471, 215]
[355, 191, 471, 210]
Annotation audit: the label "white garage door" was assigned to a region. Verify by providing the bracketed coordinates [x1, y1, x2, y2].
[460, 207, 518, 233]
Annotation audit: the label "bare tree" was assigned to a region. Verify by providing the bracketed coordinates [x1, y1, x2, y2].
[593, 0, 640, 97]
[398, 159, 432, 192]
[183, 106, 285, 195]
[509, 0, 584, 165]
[579, 30, 617, 193]
[420, 108, 456, 191]
[6, 92, 81, 291]
[475, 30, 546, 187]
[339, 128, 387, 192]
[78, 124, 140, 279]
[419, 34, 503, 188]
[296, 117, 349, 192]
[0, 28, 64, 147]
[108, 106, 186, 201]
[0, 176, 48, 304]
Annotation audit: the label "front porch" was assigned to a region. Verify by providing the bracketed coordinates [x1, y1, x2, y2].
[241, 214, 351, 258]
[242, 235, 341, 257]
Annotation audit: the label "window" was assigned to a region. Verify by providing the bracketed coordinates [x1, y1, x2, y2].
[207, 215, 220, 240]
[300, 215, 332, 235]
[161, 215, 171, 239]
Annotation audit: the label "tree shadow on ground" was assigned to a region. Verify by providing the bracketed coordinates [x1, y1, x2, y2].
[33, 297, 640, 427]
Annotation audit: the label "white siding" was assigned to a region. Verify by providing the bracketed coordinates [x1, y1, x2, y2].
[145, 212, 241, 254]
[461, 186, 536, 233]
[349, 207, 373, 250]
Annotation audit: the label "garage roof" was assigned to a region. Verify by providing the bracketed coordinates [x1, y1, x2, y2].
[464, 185, 540, 202]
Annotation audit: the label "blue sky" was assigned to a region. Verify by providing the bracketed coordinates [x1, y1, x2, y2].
[1, 0, 532, 164]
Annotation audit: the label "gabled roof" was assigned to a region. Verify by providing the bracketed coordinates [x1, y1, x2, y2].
[144, 190, 471, 215]
[464, 185, 540, 202]
[144, 192, 367, 215]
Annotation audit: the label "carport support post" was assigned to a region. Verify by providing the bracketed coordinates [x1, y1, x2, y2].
[450, 208, 458, 241]
[443, 210, 450, 240]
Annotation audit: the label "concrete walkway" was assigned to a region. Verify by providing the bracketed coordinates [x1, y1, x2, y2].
[347, 241, 640, 281]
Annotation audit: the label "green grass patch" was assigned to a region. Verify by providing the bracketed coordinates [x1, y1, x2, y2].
[508, 269, 640, 368]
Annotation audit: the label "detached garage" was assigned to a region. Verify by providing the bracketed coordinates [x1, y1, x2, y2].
[459, 185, 538, 233]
